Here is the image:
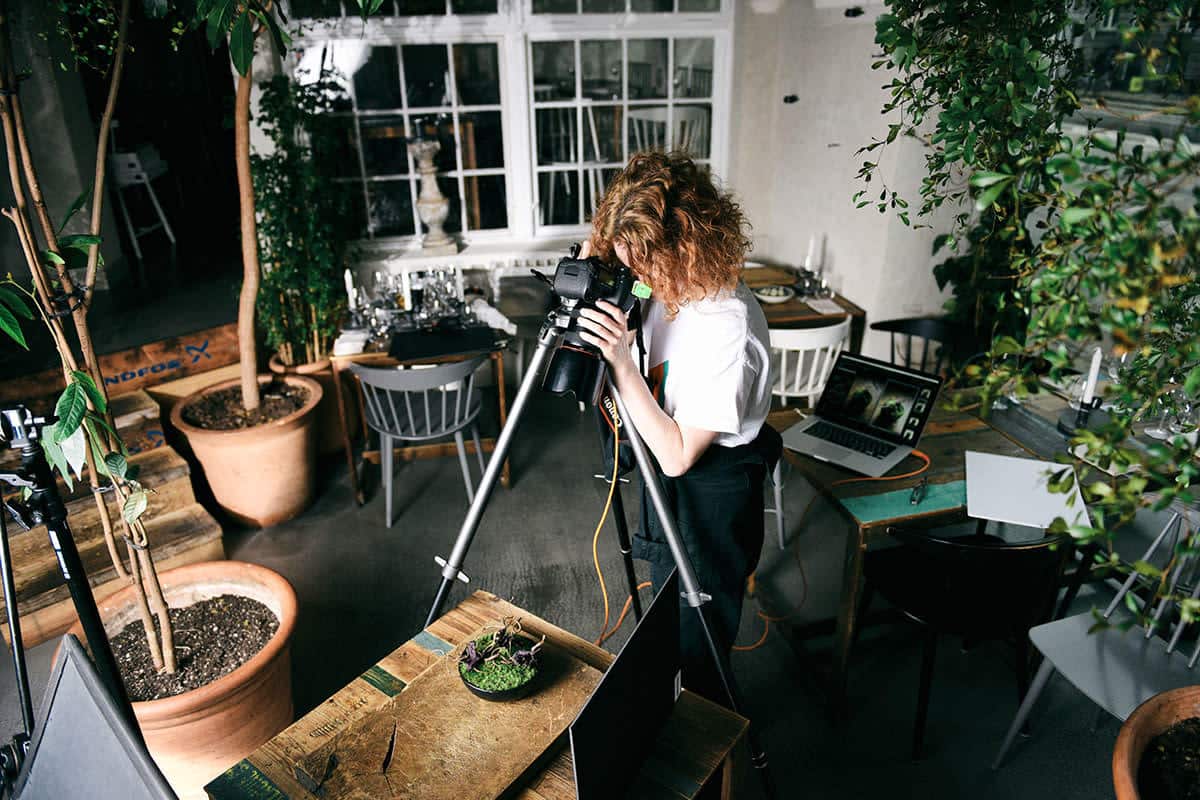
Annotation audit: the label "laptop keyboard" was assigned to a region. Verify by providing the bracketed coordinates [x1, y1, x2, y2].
[808, 420, 897, 459]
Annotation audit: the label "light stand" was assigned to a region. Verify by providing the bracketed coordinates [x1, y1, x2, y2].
[424, 319, 775, 796]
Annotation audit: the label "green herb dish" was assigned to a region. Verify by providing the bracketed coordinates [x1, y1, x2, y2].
[458, 618, 545, 702]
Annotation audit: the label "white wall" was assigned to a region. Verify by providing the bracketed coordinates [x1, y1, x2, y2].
[727, 0, 954, 360]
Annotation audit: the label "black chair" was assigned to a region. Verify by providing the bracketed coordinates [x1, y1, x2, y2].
[857, 524, 1069, 759]
[870, 316, 961, 375]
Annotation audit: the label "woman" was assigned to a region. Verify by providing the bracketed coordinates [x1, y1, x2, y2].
[576, 151, 780, 704]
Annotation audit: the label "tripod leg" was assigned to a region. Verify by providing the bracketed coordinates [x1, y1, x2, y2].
[425, 330, 562, 629]
[593, 411, 643, 623]
[606, 383, 777, 798]
[0, 510, 33, 740]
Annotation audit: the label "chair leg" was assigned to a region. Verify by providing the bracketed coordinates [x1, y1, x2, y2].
[454, 430, 475, 504]
[515, 339, 526, 386]
[992, 658, 1056, 770]
[471, 425, 485, 474]
[849, 581, 874, 656]
[380, 432, 394, 528]
[912, 629, 938, 761]
[772, 460, 786, 550]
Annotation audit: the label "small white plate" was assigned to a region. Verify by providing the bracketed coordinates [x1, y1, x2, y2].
[753, 285, 795, 304]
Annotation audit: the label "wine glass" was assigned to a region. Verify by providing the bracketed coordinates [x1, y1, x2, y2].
[1144, 392, 1175, 440]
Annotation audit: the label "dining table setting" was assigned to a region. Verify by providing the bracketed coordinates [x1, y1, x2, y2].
[742, 262, 868, 353]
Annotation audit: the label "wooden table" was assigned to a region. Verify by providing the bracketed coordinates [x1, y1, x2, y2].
[205, 591, 748, 800]
[766, 401, 1037, 704]
[330, 339, 511, 506]
[742, 266, 867, 353]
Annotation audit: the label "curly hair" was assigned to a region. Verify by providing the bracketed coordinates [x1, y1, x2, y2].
[589, 151, 751, 314]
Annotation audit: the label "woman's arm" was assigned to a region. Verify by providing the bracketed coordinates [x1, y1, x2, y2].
[577, 301, 717, 477]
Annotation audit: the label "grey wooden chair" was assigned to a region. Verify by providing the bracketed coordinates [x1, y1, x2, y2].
[992, 506, 1200, 768]
[350, 357, 488, 527]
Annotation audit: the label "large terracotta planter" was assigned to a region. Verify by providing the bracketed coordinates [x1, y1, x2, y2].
[69, 561, 297, 800]
[268, 354, 356, 456]
[171, 373, 321, 527]
[1113, 685, 1200, 799]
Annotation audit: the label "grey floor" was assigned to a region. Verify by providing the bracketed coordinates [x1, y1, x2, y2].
[0, 391, 1120, 799]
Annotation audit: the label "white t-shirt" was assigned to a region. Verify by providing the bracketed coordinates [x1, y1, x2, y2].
[637, 281, 772, 448]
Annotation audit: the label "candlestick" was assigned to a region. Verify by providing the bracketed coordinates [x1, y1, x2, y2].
[1081, 346, 1102, 407]
[344, 268, 357, 312]
[804, 235, 816, 270]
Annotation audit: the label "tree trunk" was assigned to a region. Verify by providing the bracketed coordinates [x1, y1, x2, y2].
[235, 68, 261, 411]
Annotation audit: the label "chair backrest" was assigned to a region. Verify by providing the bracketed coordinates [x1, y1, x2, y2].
[109, 152, 147, 186]
[1101, 508, 1200, 668]
[627, 106, 709, 158]
[870, 316, 958, 375]
[768, 318, 850, 406]
[350, 356, 486, 439]
[885, 525, 1070, 638]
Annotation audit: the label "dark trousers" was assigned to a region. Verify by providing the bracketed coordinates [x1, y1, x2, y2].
[632, 426, 778, 706]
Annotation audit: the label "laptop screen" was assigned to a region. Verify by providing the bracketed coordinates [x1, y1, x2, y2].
[815, 353, 942, 446]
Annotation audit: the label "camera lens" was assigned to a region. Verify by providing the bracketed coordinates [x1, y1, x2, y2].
[542, 345, 605, 406]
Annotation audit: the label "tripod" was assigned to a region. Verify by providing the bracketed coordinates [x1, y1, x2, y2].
[424, 319, 775, 796]
[0, 405, 141, 793]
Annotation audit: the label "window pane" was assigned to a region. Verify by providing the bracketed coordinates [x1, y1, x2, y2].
[465, 175, 507, 230]
[583, 105, 623, 162]
[632, 0, 672, 9]
[354, 47, 403, 110]
[532, 41, 576, 101]
[403, 44, 449, 108]
[674, 104, 711, 158]
[540, 170, 579, 225]
[369, 181, 416, 237]
[454, 44, 500, 105]
[398, 0, 444, 14]
[437, 177, 463, 234]
[344, 186, 368, 239]
[584, 168, 620, 221]
[360, 116, 409, 176]
[582, 0, 622, 11]
[627, 39, 668, 99]
[627, 105, 668, 153]
[451, 0, 497, 11]
[674, 38, 713, 98]
[581, 40, 622, 101]
[679, 0, 719, 9]
[533, 0, 577, 11]
[459, 112, 504, 170]
[536, 107, 579, 166]
[289, 0, 344, 18]
[314, 116, 361, 178]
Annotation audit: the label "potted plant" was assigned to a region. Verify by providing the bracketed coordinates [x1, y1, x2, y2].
[458, 616, 546, 701]
[254, 70, 358, 456]
[1113, 686, 1200, 800]
[861, 0, 1199, 787]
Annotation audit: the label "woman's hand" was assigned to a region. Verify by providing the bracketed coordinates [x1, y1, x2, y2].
[576, 300, 636, 377]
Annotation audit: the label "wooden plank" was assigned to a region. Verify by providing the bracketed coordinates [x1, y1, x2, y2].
[1, 505, 225, 647]
[361, 438, 496, 465]
[145, 363, 242, 419]
[0, 323, 240, 408]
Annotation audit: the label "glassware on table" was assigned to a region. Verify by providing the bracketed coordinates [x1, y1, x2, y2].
[1144, 393, 1174, 440]
[1168, 387, 1197, 437]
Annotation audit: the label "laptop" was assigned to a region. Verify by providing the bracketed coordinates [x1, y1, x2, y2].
[569, 569, 680, 800]
[782, 352, 942, 477]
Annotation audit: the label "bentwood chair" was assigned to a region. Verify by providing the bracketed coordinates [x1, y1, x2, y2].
[859, 525, 1069, 760]
[870, 316, 960, 375]
[765, 318, 850, 549]
[349, 357, 488, 528]
[993, 507, 1200, 768]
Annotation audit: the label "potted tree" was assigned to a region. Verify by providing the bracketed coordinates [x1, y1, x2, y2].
[861, 0, 1199, 792]
[254, 70, 358, 456]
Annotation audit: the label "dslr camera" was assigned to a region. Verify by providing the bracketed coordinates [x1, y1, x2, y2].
[539, 244, 639, 406]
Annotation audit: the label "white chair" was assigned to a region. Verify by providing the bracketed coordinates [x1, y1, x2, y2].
[542, 104, 608, 225]
[109, 146, 176, 267]
[992, 506, 1200, 768]
[349, 357, 488, 528]
[627, 106, 710, 157]
[764, 318, 851, 549]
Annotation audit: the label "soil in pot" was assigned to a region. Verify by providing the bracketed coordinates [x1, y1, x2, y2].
[181, 381, 309, 431]
[109, 594, 279, 702]
[1138, 717, 1200, 800]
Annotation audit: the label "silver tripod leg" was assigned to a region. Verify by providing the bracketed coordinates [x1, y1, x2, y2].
[425, 324, 565, 628]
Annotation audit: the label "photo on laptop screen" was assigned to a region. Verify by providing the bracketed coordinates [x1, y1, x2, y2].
[817, 354, 938, 444]
[569, 569, 680, 800]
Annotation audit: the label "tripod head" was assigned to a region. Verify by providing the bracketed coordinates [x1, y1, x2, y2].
[0, 406, 54, 453]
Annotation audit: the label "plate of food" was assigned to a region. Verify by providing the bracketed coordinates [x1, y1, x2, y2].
[753, 285, 795, 304]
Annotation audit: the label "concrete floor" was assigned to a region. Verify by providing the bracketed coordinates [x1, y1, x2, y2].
[0, 390, 1120, 798]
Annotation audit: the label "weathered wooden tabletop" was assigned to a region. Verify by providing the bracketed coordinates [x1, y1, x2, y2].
[205, 591, 748, 800]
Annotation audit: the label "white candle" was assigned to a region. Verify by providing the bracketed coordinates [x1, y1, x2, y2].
[344, 269, 357, 311]
[1081, 346, 1102, 407]
[804, 235, 816, 269]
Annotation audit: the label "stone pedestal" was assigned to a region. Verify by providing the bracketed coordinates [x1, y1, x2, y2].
[407, 138, 459, 256]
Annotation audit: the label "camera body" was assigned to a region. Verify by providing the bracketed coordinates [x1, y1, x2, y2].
[541, 249, 639, 405]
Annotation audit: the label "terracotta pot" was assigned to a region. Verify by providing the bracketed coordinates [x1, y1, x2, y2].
[68, 561, 297, 800]
[268, 354, 357, 456]
[1113, 685, 1200, 799]
[171, 373, 322, 527]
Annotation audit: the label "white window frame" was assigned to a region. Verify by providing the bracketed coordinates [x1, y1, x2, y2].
[284, 0, 733, 256]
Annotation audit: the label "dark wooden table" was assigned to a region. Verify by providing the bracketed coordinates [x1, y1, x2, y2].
[330, 337, 510, 506]
[743, 266, 867, 352]
[205, 591, 748, 800]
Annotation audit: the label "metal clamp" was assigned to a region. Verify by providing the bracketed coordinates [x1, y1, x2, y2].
[434, 556, 470, 584]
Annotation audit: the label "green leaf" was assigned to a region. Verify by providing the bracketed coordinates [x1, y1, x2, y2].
[58, 182, 93, 233]
[58, 234, 102, 253]
[229, 11, 256, 77]
[42, 250, 65, 266]
[968, 171, 1012, 188]
[105, 452, 128, 480]
[60, 426, 87, 481]
[52, 383, 86, 442]
[0, 286, 32, 319]
[0, 301, 28, 349]
[1060, 207, 1095, 226]
[123, 490, 148, 526]
[974, 177, 1012, 211]
[1131, 560, 1163, 579]
[40, 435, 73, 491]
[207, 1, 236, 49]
[70, 370, 107, 414]
[1184, 365, 1200, 398]
[258, 9, 290, 56]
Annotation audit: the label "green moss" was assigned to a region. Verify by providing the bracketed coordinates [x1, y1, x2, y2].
[459, 634, 537, 692]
